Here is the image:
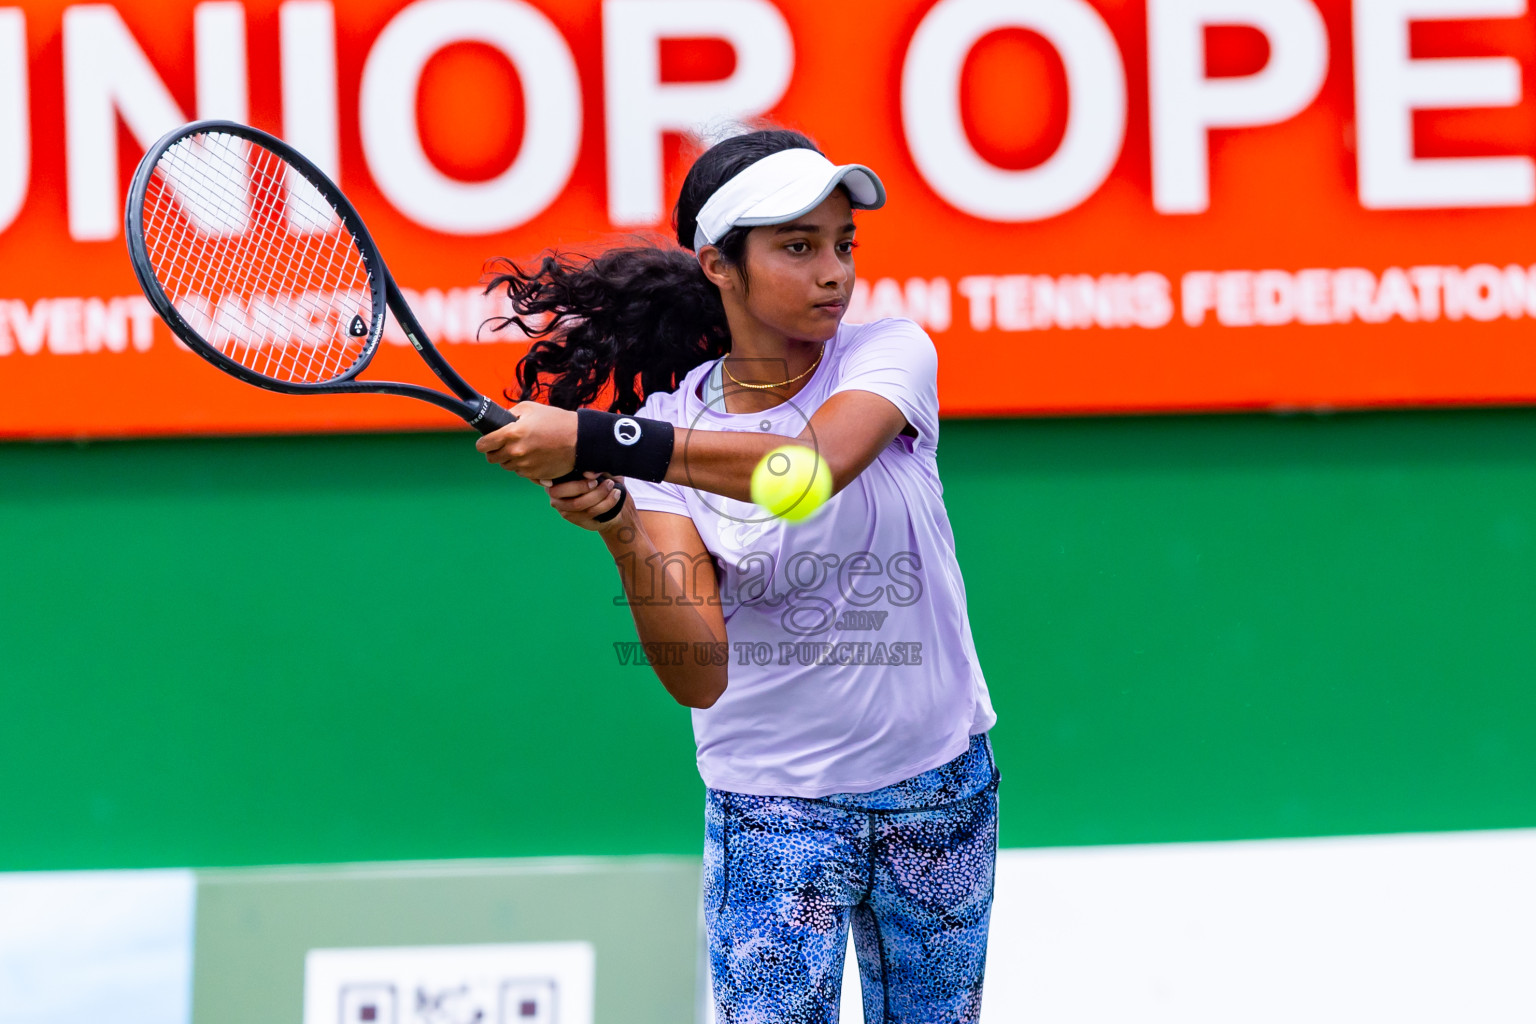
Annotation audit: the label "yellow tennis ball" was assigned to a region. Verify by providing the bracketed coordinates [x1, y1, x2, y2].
[751, 445, 832, 522]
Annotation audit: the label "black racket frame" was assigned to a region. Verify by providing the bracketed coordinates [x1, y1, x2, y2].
[124, 119, 627, 516]
[125, 118, 512, 433]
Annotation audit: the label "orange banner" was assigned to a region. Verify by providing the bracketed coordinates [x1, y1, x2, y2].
[4, 0, 1536, 439]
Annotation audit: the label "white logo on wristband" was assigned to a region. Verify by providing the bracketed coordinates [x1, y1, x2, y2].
[614, 418, 641, 445]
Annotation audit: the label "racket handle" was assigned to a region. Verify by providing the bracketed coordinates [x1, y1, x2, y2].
[470, 398, 514, 434]
[481, 402, 626, 523]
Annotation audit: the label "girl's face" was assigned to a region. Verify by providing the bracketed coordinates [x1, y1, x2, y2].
[729, 189, 857, 344]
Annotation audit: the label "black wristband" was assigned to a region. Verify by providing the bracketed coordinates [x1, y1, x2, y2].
[574, 410, 675, 482]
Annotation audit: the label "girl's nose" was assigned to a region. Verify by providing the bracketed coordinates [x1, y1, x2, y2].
[818, 251, 849, 287]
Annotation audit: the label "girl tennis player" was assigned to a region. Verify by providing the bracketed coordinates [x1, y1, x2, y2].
[474, 129, 998, 1024]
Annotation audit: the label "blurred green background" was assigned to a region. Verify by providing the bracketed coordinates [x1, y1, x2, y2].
[4, 409, 1536, 871]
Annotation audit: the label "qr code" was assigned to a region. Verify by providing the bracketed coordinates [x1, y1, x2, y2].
[306, 944, 592, 1024]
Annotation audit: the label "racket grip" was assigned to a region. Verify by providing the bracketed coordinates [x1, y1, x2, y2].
[480, 407, 617, 513]
[470, 399, 513, 434]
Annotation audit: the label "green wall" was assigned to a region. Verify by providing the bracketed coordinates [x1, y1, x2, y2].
[4, 410, 1536, 871]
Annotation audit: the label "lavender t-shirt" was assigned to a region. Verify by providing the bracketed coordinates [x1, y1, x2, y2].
[623, 317, 996, 797]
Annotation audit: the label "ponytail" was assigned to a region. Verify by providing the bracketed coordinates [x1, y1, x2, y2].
[484, 128, 823, 414]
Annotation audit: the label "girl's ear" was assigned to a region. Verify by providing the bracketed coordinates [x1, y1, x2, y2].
[698, 245, 739, 293]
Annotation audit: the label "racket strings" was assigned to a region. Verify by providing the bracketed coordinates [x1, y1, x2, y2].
[156, 136, 368, 383]
[229, 155, 347, 383]
[141, 131, 376, 385]
[150, 157, 365, 385]
[221, 141, 367, 384]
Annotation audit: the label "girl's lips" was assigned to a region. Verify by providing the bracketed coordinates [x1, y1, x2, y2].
[814, 300, 846, 313]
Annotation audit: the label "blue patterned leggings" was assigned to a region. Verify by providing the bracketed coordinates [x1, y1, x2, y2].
[703, 734, 1000, 1024]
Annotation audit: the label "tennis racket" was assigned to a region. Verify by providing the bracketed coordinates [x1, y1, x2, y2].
[124, 119, 618, 513]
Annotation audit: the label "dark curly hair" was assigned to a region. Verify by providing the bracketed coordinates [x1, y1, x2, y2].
[483, 128, 823, 414]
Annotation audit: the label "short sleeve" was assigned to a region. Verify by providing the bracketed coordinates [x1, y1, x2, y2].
[827, 318, 940, 452]
[622, 388, 691, 517]
[625, 477, 690, 517]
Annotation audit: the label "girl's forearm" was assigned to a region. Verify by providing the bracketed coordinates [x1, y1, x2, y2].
[602, 515, 727, 707]
[662, 428, 792, 502]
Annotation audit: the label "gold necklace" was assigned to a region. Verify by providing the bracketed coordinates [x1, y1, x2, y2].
[722, 347, 824, 390]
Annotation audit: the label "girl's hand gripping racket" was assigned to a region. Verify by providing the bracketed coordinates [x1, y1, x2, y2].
[124, 119, 622, 518]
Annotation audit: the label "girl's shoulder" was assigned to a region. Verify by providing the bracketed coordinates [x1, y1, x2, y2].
[829, 317, 938, 382]
[833, 317, 936, 359]
[841, 315, 929, 337]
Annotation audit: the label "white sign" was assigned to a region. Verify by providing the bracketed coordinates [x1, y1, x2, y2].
[303, 942, 595, 1024]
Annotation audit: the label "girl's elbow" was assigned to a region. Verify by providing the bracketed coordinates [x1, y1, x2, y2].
[687, 682, 727, 710]
[663, 668, 727, 709]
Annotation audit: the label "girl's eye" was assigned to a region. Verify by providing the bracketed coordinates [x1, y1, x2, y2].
[786, 241, 809, 254]
[837, 240, 858, 254]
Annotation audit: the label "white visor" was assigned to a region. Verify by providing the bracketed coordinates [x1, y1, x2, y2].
[691, 148, 886, 251]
